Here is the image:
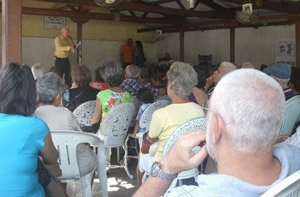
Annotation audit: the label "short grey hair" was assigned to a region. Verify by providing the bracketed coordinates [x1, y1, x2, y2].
[167, 62, 198, 98]
[220, 61, 236, 73]
[210, 69, 285, 154]
[102, 60, 124, 87]
[36, 72, 66, 104]
[61, 27, 69, 33]
[125, 64, 140, 79]
[272, 76, 290, 85]
[31, 63, 44, 80]
[241, 62, 255, 69]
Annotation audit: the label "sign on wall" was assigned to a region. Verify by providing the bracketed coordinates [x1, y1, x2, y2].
[276, 40, 296, 67]
[44, 16, 66, 30]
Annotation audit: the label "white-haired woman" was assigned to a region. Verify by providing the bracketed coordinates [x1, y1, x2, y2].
[137, 62, 205, 184]
[35, 73, 97, 186]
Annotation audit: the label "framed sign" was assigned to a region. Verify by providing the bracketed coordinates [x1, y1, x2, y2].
[44, 16, 66, 30]
[277, 40, 295, 56]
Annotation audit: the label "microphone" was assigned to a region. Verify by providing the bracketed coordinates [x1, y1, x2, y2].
[68, 35, 75, 47]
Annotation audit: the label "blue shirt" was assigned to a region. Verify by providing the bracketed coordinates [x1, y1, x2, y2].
[283, 87, 295, 101]
[280, 95, 300, 135]
[165, 143, 300, 197]
[0, 113, 49, 197]
[136, 103, 151, 133]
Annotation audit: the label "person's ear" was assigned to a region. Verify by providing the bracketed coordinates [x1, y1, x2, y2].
[211, 113, 226, 144]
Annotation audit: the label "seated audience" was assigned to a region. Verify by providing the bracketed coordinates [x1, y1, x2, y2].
[134, 69, 300, 197]
[280, 68, 300, 135]
[35, 72, 97, 178]
[204, 61, 236, 96]
[121, 64, 160, 97]
[91, 60, 133, 133]
[90, 67, 109, 91]
[129, 87, 155, 137]
[139, 67, 152, 86]
[63, 64, 99, 111]
[31, 63, 45, 80]
[263, 63, 294, 101]
[137, 62, 205, 184]
[0, 63, 62, 197]
[188, 67, 208, 106]
[260, 64, 268, 71]
[241, 61, 255, 69]
[49, 66, 63, 78]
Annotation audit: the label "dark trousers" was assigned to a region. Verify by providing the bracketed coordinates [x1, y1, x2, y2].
[55, 57, 72, 87]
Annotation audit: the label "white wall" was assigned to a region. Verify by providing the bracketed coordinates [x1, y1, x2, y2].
[1, 37, 157, 75]
[156, 25, 295, 68]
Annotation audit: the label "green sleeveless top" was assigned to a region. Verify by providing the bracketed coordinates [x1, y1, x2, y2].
[97, 89, 133, 121]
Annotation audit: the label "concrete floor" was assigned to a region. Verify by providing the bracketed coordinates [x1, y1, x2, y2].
[66, 149, 218, 197]
[66, 148, 139, 197]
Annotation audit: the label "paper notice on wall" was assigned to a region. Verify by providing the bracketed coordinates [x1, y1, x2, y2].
[44, 16, 66, 30]
[276, 40, 296, 67]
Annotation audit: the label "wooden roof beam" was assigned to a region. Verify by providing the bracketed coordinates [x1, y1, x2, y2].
[115, 2, 224, 18]
[34, 0, 97, 6]
[220, 0, 300, 13]
[149, 0, 175, 5]
[200, 0, 235, 19]
[175, 0, 186, 10]
[138, 13, 300, 32]
[21, 7, 176, 24]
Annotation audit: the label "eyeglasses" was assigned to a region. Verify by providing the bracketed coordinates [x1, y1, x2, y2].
[200, 105, 229, 125]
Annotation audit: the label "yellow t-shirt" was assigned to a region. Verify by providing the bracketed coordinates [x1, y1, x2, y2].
[55, 35, 74, 58]
[148, 102, 205, 161]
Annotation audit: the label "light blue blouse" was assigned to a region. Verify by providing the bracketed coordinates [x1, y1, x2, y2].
[0, 113, 49, 197]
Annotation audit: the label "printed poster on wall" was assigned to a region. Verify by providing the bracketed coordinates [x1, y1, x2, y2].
[276, 40, 296, 67]
[44, 16, 66, 30]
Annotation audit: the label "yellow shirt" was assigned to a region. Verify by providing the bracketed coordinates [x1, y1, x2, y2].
[148, 102, 205, 161]
[55, 35, 74, 58]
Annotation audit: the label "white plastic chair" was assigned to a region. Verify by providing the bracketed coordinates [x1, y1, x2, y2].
[260, 170, 300, 197]
[51, 130, 108, 197]
[98, 102, 135, 179]
[73, 100, 96, 126]
[162, 117, 206, 188]
[126, 100, 170, 160]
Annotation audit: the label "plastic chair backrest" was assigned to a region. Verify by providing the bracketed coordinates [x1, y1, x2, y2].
[260, 170, 300, 197]
[50, 130, 102, 181]
[73, 100, 96, 126]
[139, 100, 170, 132]
[162, 117, 206, 179]
[100, 102, 135, 147]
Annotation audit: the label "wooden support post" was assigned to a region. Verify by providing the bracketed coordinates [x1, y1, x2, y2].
[230, 27, 235, 63]
[180, 30, 184, 62]
[76, 21, 82, 64]
[296, 21, 300, 68]
[2, 0, 22, 67]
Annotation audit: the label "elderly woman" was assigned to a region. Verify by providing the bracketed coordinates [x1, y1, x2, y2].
[137, 62, 205, 184]
[35, 72, 97, 180]
[63, 64, 99, 111]
[91, 60, 133, 131]
[0, 63, 60, 197]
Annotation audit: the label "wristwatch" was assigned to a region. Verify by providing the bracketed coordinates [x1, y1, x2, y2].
[150, 161, 177, 181]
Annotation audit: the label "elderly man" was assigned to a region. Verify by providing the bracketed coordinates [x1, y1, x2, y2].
[121, 64, 160, 97]
[55, 27, 75, 87]
[134, 69, 300, 197]
[263, 63, 294, 101]
[204, 61, 236, 96]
